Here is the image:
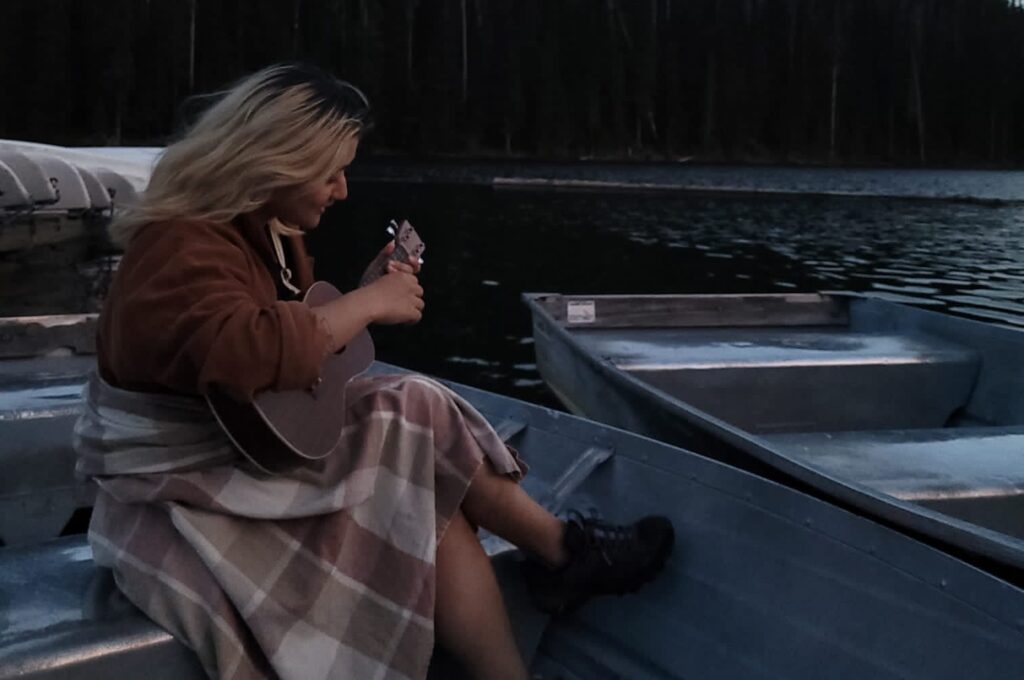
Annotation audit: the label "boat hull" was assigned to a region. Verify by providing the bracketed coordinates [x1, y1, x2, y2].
[525, 291, 1024, 579]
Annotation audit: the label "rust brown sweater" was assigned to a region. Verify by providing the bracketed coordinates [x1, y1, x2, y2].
[98, 215, 330, 402]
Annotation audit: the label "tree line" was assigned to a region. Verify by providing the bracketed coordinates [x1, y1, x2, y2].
[1, 0, 1023, 166]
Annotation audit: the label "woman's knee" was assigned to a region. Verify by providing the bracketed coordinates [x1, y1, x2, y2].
[364, 375, 449, 420]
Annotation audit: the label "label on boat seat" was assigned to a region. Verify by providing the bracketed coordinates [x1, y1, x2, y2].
[567, 300, 596, 324]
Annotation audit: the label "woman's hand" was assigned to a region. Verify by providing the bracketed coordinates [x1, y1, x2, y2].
[360, 241, 422, 286]
[364, 270, 424, 325]
[313, 271, 423, 353]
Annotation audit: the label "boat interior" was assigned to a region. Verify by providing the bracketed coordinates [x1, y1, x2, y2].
[533, 292, 1024, 540]
[5, 356, 1024, 678]
[8, 311, 1024, 678]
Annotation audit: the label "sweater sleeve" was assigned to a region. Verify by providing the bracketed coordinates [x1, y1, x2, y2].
[106, 222, 332, 401]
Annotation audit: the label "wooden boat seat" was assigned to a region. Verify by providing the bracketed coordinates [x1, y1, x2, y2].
[0, 536, 205, 680]
[576, 327, 980, 433]
[765, 426, 1024, 539]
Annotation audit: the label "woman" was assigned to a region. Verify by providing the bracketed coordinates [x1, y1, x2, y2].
[74, 63, 674, 680]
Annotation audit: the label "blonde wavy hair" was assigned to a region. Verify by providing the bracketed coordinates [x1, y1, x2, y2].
[110, 63, 372, 247]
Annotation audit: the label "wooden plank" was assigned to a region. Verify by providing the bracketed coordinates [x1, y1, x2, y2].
[532, 293, 849, 329]
[0, 314, 98, 358]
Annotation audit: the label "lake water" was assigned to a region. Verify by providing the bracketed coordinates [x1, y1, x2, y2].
[4, 164, 1023, 407]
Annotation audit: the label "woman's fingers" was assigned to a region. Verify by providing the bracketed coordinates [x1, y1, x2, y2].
[387, 260, 415, 274]
[365, 271, 425, 325]
[386, 256, 422, 274]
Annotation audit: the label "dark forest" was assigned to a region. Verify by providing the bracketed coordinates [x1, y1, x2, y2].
[2, 0, 1023, 166]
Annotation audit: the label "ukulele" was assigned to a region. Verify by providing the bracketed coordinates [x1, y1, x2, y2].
[207, 220, 426, 474]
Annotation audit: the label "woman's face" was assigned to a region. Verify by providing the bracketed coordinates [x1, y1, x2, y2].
[267, 138, 359, 230]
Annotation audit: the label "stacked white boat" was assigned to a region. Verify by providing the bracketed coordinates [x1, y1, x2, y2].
[0, 140, 159, 251]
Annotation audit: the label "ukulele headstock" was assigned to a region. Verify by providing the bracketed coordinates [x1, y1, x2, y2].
[388, 219, 425, 266]
[362, 220, 425, 287]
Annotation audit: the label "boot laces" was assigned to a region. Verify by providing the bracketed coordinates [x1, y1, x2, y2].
[569, 511, 637, 566]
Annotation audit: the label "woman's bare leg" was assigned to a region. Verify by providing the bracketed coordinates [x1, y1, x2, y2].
[457, 453, 674, 618]
[435, 509, 529, 680]
[461, 462, 568, 567]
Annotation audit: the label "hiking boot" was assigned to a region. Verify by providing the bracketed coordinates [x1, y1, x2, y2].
[522, 512, 675, 615]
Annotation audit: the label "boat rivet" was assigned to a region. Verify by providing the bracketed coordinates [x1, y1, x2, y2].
[804, 518, 812, 526]
[940, 579, 948, 588]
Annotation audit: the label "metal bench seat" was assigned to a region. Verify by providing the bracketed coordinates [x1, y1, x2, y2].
[0, 536, 539, 680]
[0, 536, 205, 680]
[576, 327, 980, 433]
[766, 426, 1024, 539]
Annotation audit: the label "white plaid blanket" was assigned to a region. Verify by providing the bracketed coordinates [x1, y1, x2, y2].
[75, 372, 524, 680]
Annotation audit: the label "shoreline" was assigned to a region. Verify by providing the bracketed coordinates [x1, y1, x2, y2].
[348, 171, 1024, 206]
